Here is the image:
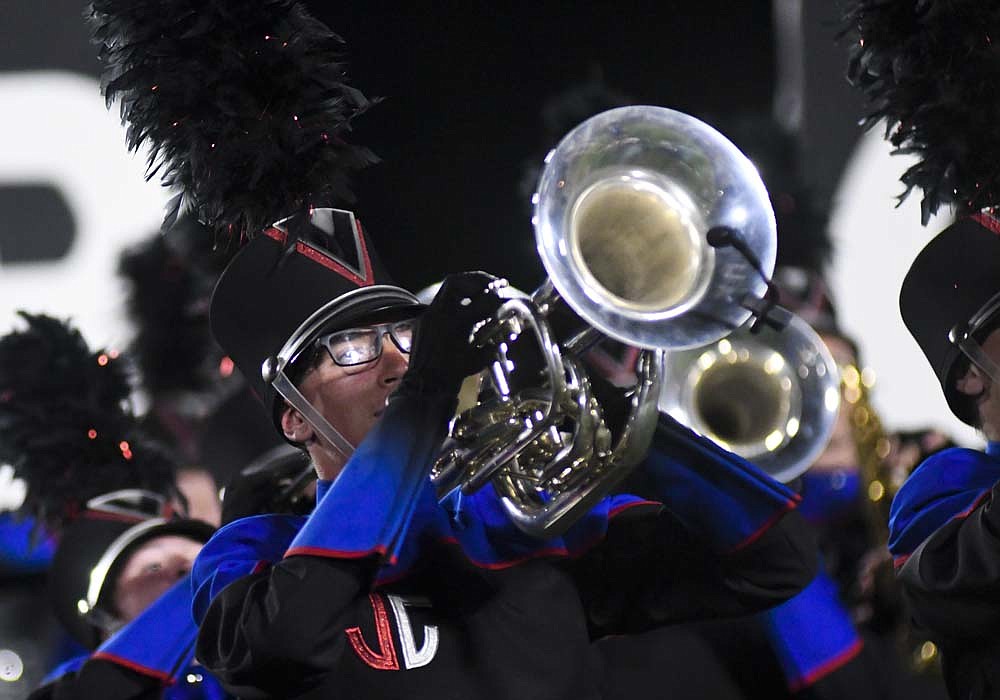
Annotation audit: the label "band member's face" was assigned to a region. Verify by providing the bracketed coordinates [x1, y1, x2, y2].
[955, 328, 1000, 440]
[287, 326, 410, 476]
[175, 467, 222, 527]
[112, 535, 203, 623]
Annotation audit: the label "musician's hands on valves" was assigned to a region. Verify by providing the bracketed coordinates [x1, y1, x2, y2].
[398, 271, 505, 399]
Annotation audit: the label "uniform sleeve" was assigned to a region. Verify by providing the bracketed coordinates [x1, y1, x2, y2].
[570, 501, 815, 636]
[192, 392, 455, 698]
[755, 570, 868, 697]
[569, 414, 816, 636]
[31, 579, 203, 700]
[897, 481, 1000, 642]
[29, 661, 163, 700]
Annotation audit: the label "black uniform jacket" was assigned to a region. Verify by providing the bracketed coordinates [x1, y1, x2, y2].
[193, 396, 816, 699]
[891, 445, 1000, 700]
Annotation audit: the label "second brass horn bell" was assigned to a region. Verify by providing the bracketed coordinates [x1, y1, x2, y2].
[432, 106, 778, 537]
[658, 314, 841, 484]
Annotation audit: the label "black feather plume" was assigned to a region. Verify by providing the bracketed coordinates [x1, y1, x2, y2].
[519, 71, 634, 207]
[712, 111, 833, 274]
[89, 0, 379, 238]
[844, 0, 1000, 224]
[0, 313, 177, 531]
[118, 215, 233, 395]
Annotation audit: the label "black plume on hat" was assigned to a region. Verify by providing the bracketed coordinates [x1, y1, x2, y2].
[0, 314, 216, 647]
[844, 0, 1000, 224]
[0, 313, 177, 530]
[89, 0, 379, 237]
[716, 112, 833, 275]
[118, 214, 235, 397]
[520, 71, 634, 207]
[844, 1, 1000, 423]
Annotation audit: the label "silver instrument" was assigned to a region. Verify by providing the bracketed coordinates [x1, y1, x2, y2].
[432, 106, 778, 537]
[658, 314, 841, 484]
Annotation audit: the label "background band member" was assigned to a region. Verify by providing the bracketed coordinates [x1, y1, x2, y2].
[888, 217, 1000, 700]
[844, 2, 1000, 698]
[0, 313, 223, 699]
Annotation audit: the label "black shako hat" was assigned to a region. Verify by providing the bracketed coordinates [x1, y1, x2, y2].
[900, 213, 1000, 426]
[49, 494, 215, 649]
[210, 208, 424, 433]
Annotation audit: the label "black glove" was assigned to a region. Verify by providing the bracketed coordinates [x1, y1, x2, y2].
[220, 446, 315, 525]
[398, 271, 504, 399]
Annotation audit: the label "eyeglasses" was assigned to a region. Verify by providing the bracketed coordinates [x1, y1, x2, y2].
[314, 320, 416, 373]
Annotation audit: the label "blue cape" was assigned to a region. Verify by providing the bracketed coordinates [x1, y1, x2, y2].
[888, 443, 1000, 564]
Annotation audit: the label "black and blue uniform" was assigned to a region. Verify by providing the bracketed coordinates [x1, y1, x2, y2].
[191, 392, 816, 699]
[888, 442, 1000, 700]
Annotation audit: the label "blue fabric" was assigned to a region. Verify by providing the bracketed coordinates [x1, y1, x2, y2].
[375, 482, 652, 583]
[758, 568, 861, 690]
[0, 513, 55, 574]
[191, 480, 654, 623]
[640, 414, 799, 552]
[192, 411, 804, 620]
[94, 576, 199, 682]
[191, 514, 306, 624]
[40, 654, 87, 686]
[315, 478, 333, 502]
[287, 393, 454, 563]
[798, 469, 861, 526]
[888, 446, 1000, 558]
[42, 581, 232, 698]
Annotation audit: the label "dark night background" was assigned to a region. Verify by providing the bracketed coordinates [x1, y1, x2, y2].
[315, 2, 779, 292]
[0, 1, 865, 293]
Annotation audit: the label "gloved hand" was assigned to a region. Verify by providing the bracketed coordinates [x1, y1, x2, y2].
[397, 271, 504, 399]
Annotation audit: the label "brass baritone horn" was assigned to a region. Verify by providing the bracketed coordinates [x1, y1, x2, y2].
[658, 314, 841, 484]
[431, 106, 778, 537]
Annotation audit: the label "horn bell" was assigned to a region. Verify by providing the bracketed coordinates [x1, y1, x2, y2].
[659, 314, 841, 483]
[533, 105, 777, 351]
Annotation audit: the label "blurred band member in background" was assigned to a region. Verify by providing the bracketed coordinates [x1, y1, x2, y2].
[0, 313, 224, 700]
[845, 2, 1000, 698]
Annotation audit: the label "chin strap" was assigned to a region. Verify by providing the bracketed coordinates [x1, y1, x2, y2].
[271, 369, 356, 460]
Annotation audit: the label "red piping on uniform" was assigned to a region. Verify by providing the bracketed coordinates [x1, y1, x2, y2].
[727, 498, 799, 555]
[251, 560, 271, 575]
[609, 499, 661, 517]
[787, 638, 864, 693]
[92, 652, 174, 683]
[893, 488, 992, 569]
[284, 544, 388, 560]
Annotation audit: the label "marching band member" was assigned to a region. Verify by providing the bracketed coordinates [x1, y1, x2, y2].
[845, 2, 1000, 697]
[190, 210, 816, 699]
[0, 313, 224, 699]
